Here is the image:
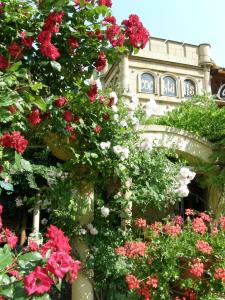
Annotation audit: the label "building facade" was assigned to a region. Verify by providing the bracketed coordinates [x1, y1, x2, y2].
[103, 37, 213, 116]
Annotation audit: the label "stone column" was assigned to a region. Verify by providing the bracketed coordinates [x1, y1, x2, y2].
[198, 44, 212, 94]
[208, 185, 225, 218]
[32, 204, 40, 232]
[72, 182, 94, 300]
[120, 50, 130, 94]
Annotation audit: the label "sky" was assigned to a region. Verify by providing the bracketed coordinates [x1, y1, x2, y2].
[112, 0, 225, 66]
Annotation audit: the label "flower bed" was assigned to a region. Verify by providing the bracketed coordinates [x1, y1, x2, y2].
[115, 210, 225, 300]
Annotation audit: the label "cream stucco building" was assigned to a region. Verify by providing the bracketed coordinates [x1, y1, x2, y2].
[103, 37, 213, 116]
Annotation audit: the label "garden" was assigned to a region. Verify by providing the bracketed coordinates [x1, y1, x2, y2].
[0, 0, 224, 299]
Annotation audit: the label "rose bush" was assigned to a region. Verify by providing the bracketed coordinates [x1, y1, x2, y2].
[115, 209, 225, 300]
[0, 204, 80, 299]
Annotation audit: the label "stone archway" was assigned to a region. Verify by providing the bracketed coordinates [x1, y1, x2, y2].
[140, 125, 213, 163]
[140, 125, 224, 216]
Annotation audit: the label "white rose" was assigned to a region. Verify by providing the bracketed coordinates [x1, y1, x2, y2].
[120, 120, 128, 127]
[109, 91, 118, 104]
[90, 228, 98, 235]
[87, 223, 94, 230]
[188, 171, 196, 181]
[176, 185, 189, 197]
[139, 136, 153, 150]
[124, 190, 132, 200]
[180, 167, 190, 178]
[113, 114, 119, 121]
[100, 141, 111, 150]
[101, 206, 110, 217]
[113, 145, 123, 155]
[80, 229, 87, 235]
[121, 147, 129, 159]
[112, 105, 118, 113]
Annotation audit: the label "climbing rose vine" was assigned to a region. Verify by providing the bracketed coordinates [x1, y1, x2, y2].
[0, 205, 80, 299]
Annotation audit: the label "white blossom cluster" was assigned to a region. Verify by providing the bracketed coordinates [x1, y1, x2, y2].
[99, 141, 111, 150]
[175, 167, 196, 197]
[100, 206, 110, 217]
[113, 145, 129, 160]
[87, 223, 98, 235]
[139, 136, 154, 151]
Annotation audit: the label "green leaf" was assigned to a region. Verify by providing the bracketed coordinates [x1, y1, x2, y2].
[0, 250, 14, 271]
[30, 82, 45, 91]
[35, 96, 47, 112]
[18, 252, 43, 265]
[0, 181, 14, 191]
[50, 61, 62, 72]
[15, 151, 22, 169]
[0, 284, 13, 298]
[8, 61, 22, 72]
[0, 274, 10, 285]
[20, 159, 32, 172]
[32, 294, 51, 300]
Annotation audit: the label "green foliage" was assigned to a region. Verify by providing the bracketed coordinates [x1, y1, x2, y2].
[128, 149, 181, 211]
[145, 95, 225, 143]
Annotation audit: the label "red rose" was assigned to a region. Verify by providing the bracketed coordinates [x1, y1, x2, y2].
[7, 42, 23, 59]
[103, 16, 116, 25]
[0, 55, 9, 70]
[24, 266, 53, 296]
[69, 134, 76, 142]
[65, 124, 74, 133]
[94, 51, 106, 72]
[38, 31, 52, 44]
[40, 43, 60, 61]
[68, 37, 79, 49]
[20, 32, 34, 49]
[98, 0, 112, 7]
[28, 108, 42, 125]
[54, 96, 67, 107]
[106, 25, 125, 47]
[87, 84, 98, 103]
[63, 110, 73, 122]
[94, 124, 102, 134]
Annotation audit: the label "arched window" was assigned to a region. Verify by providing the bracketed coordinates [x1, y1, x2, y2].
[163, 76, 176, 97]
[184, 79, 195, 98]
[140, 73, 155, 93]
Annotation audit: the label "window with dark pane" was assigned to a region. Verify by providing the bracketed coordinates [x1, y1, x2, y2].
[184, 79, 195, 98]
[163, 76, 176, 96]
[140, 73, 154, 93]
